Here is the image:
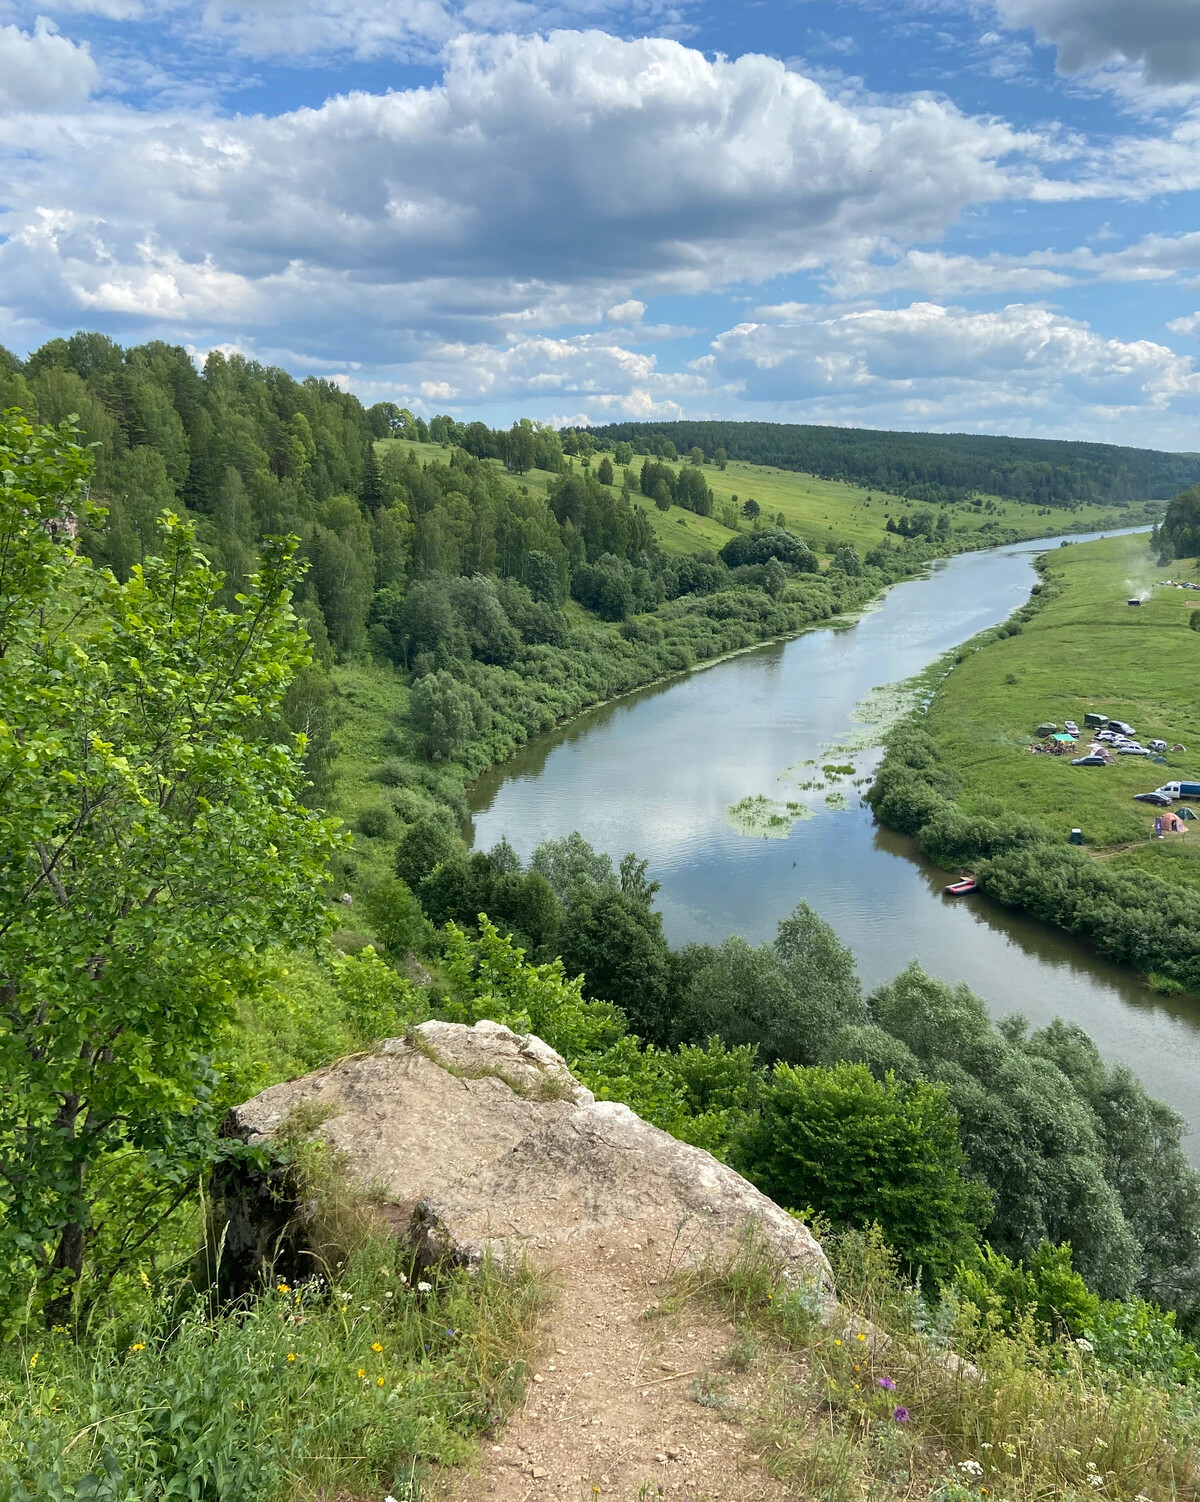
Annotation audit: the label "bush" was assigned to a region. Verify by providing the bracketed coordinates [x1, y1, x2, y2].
[734, 1061, 992, 1285]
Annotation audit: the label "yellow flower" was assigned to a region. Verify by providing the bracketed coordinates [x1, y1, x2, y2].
[357, 1368, 366, 1379]
[277, 1284, 290, 1294]
[129, 1344, 145, 1353]
[371, 1342, 383, 1353]
[376, 1377, 385, 1387]
[833, 1338, 842, 1347]
[286, 1352, 297, 1362]
[856, 1333, 866, 1342]
[28, 1353, 38, 1368]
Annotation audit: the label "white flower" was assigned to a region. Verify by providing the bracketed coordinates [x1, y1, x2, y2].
[1088, 1478, 1104, 1490]
[958, 1459, 984, 1479]
[417, 1280, 432, 1293]
[1076, 1337, 1095, 1354]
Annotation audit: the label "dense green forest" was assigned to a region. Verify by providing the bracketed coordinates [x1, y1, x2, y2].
[589, 419, 1200, 509]
[1156, 483, 1200, 560]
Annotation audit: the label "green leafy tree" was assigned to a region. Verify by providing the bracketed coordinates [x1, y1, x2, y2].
[408, 669, 488, 761]
[597, 456, 614, 487]
[0, 412, 339, 1321]
[736, 1062, 991, 1284]
[394, 810, 463, 889]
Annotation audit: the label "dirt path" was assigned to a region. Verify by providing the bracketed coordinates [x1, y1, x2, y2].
[451, 1229, 788, 1502]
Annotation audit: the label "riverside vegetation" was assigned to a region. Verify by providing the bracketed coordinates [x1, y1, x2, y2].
[1, 340, 1199, 1498]
[868, 527, 1200, 995]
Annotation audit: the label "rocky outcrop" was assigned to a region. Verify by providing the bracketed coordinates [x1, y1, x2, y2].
[222, 1018, 833, 1300]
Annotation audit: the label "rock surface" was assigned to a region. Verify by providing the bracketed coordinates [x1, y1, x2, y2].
[225, 1018, 832, 1293]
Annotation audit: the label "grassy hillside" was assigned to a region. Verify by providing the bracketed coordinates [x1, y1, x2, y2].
[379, 438, 1156, 561]
[589, 418, 1200, 508]
[925, 532, 1200, 863]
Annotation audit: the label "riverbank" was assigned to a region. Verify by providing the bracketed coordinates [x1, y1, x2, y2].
[869, 531, 1200, 994]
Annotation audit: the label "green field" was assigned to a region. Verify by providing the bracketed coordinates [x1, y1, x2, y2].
[925, 533, 1200, 877]
[378, 438, 1152, 560]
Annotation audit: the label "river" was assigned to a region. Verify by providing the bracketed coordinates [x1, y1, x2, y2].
[468, 529, 1200, 1158]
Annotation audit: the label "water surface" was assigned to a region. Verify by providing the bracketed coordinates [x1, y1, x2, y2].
[469, 530, 1200, 1156]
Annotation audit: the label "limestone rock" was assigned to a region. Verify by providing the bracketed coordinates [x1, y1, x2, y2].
[224, 1019, 832, 1297]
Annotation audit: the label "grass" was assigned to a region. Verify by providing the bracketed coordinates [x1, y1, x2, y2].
[378, 438, 1152, 561]
[0, 1163, 545, 1502]
[662, 1224, 1200, 1502]
[925, 532, 1200, 858]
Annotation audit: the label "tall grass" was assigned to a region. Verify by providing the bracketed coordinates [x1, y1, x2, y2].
[0, 1240, 544, 1502]
[665, 1224, 1200, 1502]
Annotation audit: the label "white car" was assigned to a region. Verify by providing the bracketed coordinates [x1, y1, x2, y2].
[1064, 721, 1079, 735]
[1097, 730, 1116, 742]
[1148, 739, 1168, 752]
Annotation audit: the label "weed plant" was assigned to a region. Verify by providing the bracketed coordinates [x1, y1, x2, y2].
[0, 1240, 543, 1501]
[665, 1223, 1200, 1502]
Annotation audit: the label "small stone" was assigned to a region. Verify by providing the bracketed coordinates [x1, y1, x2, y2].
[654, 1453, 668, 1464]
[533, 1373, 545, 1384]
[531, 1467, 548, 1479]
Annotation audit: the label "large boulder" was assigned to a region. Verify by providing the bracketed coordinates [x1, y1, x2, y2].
[222, 1019, 832, 1299]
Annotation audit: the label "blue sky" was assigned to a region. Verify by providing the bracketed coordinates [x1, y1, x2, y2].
[3, 0, 1200, 446]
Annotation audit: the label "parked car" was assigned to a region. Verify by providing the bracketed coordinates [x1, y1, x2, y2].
[1073, 754, 1108, 766]
[1148, 739, 1168, 752]
[1097, 731, 1117, 743]
[1107, 720, 1137, 736]
[1134, 792, 1173, 806]
[1156, 782, 1200, 799]
[1064, 721, 1079, 735]
[1119, 747, 1152, 757]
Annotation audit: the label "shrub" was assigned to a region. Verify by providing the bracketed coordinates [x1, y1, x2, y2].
[734, 1061, 992, 1285]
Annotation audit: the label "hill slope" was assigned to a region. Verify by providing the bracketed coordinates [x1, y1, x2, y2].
[589, 420, 1200, 509]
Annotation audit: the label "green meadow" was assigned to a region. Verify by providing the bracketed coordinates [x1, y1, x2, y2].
[925, 532, 1200, 878]
[378, 438, 1148, 560]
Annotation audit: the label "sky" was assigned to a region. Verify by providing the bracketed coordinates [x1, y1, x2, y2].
[4, 1, 1200, 446]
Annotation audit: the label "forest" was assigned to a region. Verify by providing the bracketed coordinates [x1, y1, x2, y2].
[588, 419, 1200, 509]
[5, 340, 1200, 1497]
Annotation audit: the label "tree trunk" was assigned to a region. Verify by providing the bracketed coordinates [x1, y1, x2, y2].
[43, 1095, 85, 1328]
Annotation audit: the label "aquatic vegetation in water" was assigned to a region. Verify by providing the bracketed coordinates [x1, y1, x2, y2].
[726, 795, 812, 838]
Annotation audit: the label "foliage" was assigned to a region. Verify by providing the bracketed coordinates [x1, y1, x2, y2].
[1155, 482, 1200, 561]
[0, 413, 340, 1324]
[0, 1242, 541, 1501]
[735, 1061, 992, 1284]
[590, 418, 1200, 508]
[675, 902, 867, 1064]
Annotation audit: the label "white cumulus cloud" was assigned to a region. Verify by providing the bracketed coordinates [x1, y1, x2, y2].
[0, 30, 1035, 357]
[0, 18, 98, 111]
[709, 300, 1200, 437]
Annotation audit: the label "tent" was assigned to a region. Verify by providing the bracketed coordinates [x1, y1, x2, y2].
[1155, 812, 1189, 834]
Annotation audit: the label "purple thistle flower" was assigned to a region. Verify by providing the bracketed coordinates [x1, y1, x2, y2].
[893, 1406, 909, 1423]
[876, 1376, 896, 1391]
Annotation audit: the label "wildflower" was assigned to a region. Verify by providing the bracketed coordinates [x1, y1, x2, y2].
[833, 1338, 842, 1347]
[446, 1327, 456, 1336]
[28, 1353, 38, 1369]
[1076, 1337, 1095, 1355]
[876, 1376, 896, 1390]
[358, 1368, 367, 1379]
[893, 1406, 909, 1423]
[129, 1344, 145, 1353]
[371, 1342, 383, 1352]
[416, 1281, 432, 1293]
[1088, 1479, 1104, 1491]
[856, 1333, 866, 1342]
[286, 1352, 296, 1362]
[277, 1284, 290, 1294]
[377, 1377, 385, 1387]
[958, 1460, 984, 1479]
